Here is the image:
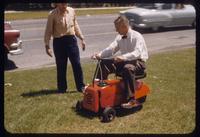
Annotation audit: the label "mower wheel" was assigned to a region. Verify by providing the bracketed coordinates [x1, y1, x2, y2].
[137, 96, 146, 103]
[76, 100, 83, 112]
[100, 107, 116, 122]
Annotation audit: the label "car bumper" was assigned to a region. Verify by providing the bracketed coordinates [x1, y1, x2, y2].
[9, 40, 23, 55]
[130, 21, 148, 29]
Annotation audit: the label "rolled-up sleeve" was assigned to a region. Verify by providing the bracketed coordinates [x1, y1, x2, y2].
[44, 13, 53, 46]
[99, 36, 120, 58]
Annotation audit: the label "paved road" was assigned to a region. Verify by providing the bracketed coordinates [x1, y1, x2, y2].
[7, 14, 195, 71]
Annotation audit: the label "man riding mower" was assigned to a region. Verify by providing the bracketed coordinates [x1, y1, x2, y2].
[76, 58, 150, 122]
[76, 15, 150, 122]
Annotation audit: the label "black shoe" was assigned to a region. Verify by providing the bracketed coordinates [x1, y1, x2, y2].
[78, 88, 84, 93]
[78, 85, 88, 93]
[57, 90, 67, 94]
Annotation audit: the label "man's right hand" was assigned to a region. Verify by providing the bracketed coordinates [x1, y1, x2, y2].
[91, 53, 101, 60]
[45, 45, 53, 57]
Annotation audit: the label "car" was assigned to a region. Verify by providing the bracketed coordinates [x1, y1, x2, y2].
[4, 22, 23, 64]
[120, 3, 196, 31]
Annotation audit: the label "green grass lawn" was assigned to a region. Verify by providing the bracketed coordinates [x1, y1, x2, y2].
[4, 48, 195, 133]
[4, 8, 130, 21]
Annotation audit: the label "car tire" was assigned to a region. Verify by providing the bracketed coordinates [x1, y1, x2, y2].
[133, 27, 145, 34]
[192, 20, 196, 28]
[100, 107, 116, 122]
[152, 26, 159, 32]
[4, 47, 8, 68]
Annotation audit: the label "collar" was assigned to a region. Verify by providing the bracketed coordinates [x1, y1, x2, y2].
[121, 27, 131, 39]
[56, 7, 69, 15]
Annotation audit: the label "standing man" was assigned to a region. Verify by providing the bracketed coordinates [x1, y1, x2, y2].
[44, 3, 86, 93]
[92, 15, 148, 108]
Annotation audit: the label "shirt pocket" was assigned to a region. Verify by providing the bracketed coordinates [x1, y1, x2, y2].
[55, 18, 65, 27]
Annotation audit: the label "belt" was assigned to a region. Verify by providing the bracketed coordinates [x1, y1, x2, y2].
[54, 35, 75, 40]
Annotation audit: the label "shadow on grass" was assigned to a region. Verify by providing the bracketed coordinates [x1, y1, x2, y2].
[72, 107, 98, 120]
[21, 90, 78, 97]
[116, 105, 143, 117]
[72, 105, 143, 121]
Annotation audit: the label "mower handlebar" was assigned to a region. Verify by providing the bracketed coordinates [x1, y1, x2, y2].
[98, 58, 114, 61]
[91, 55, 114, 61]
[95, 58, 115, 64]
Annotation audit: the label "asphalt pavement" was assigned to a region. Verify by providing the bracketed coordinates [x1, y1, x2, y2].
[6, 14, 195, 71]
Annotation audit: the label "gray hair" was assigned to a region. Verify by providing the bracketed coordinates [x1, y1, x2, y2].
[51, 3, 56, 8]
[114, 15, 129, 26]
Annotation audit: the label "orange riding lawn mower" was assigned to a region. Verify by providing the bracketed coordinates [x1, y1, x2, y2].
[76, 58, 150, 122]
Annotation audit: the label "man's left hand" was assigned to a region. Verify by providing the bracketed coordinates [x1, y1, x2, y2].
[114, 56, 125, 63]
[81, 40, 86, 51]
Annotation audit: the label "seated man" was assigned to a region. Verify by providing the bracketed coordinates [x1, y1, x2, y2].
[175, 3, 184, 9]
[91, 15, 148, 108]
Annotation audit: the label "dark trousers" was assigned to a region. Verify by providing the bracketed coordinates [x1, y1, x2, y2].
[53, 35, 85, 91]
[97, 59, 146, 100]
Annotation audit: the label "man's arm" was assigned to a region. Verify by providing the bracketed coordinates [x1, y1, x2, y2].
[73, 9, 86, 51]
[74, 13, 84, 40]
[44, 12, 53, 57]
[44, 12, 53, 47]
[98, 36, 120, 58]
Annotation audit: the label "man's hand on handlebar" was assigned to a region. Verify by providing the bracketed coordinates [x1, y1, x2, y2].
[91, 54, 125, 63]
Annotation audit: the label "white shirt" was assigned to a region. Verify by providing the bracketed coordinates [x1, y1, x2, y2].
[99, 28, 148, 62]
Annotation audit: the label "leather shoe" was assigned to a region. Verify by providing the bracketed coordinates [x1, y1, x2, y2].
[121, 99, 141, 109]
[78, 85, 89, 93]
[57, 90, 67, 94]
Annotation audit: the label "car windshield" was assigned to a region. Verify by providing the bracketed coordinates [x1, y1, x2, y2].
[135, 3, 162, 9]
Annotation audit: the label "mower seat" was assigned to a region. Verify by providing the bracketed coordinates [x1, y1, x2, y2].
[135, 72, 147, 80]
[116, 71, 147, 80]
